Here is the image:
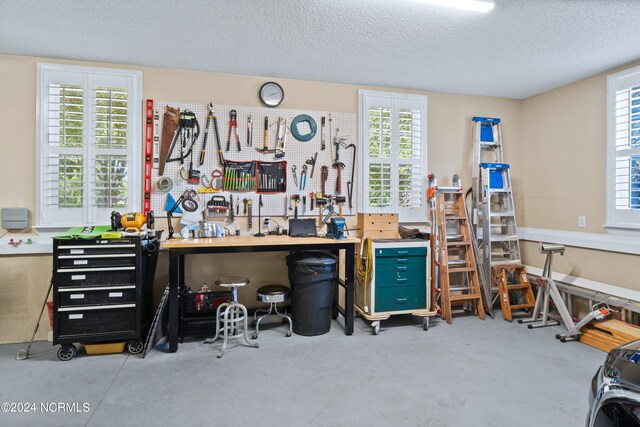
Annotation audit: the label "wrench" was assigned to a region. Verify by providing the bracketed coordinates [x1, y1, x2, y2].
[284, 196, 289, 219]
[292, 165, 298, 188]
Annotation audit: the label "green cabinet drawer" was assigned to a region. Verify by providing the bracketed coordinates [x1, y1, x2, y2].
[374, 267, 426, 288]
[376, 256, 425, 267]
[376, 261, 426, 273]
[376, 247, 427, 257]
[375, 286, 426, 312]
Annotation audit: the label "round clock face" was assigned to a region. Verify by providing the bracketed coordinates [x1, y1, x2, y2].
[259, 82, 284, 107]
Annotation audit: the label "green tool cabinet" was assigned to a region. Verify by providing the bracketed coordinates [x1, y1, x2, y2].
[355, 239, 434, 334]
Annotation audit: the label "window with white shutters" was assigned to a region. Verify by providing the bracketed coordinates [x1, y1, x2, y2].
[36, 64, 142, 227]
[359, 91, 427, 222]
[607, 65, 640, 231]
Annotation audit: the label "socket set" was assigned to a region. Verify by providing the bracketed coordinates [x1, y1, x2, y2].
[257, 161, 287, 193]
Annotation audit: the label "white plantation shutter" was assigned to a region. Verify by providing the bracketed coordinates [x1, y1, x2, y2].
[37, 64, 142, 227]
[607, 65, 640, 230]
[359, 91, 427, 222]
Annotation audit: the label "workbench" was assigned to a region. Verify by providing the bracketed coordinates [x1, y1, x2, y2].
[162, 235, 360, 352]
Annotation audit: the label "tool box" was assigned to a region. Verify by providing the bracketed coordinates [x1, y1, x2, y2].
[355, 239, 434, 334]
[52, 233, 159, 360]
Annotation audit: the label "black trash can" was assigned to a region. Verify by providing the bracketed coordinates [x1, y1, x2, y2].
[286, 252, 337, 336]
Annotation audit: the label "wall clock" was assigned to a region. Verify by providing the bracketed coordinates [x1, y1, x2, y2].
[259, 81, 284, 107]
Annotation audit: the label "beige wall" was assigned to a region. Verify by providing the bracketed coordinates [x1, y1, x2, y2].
[0, 53, 522, 229]
[0, 53, 522, 343]
[519, 60, 640, 290]
[4, 51, 638, 343]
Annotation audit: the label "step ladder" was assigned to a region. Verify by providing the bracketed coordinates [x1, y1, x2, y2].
[493, 265, 535, 321]
[431, 176, 485, 324]
[470, 117, 522, 315]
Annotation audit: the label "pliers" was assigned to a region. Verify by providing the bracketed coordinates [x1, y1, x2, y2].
[226, 109, 241, 152]
[300, 164, 308, 191]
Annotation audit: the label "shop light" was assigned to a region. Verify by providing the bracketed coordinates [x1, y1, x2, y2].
[415, 0, 495, 13]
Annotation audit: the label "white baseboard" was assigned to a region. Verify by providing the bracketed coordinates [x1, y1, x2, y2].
[518, 227, 640, 255]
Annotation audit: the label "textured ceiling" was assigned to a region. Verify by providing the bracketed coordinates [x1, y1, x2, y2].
[1, 0, 639, 99]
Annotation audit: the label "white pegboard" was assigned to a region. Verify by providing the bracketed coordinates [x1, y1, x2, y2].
[148, 100, 357, 220]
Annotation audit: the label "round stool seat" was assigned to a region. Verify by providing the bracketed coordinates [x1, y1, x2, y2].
[257, 284, 290, 303]
[216, 276, 250, 288]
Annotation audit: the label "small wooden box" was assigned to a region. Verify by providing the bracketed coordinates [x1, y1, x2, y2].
[357, 213, 399, 239]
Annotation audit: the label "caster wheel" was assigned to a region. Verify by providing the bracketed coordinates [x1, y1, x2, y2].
[372, 321, 380, 335]
[527, 324, 533, 329]
[216, 353, 223, 359]
[555, 334, 561, 340]
[517, 319, 524, 324]
[560, 337, 567, 343]
[423, 318, 430, 331]
[57, 344, 76, 361]
[252, 333, 258, 340]
[285, 331, 292, 337]
[127, 340, 144, 355]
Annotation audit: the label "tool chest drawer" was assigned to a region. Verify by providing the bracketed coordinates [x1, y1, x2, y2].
[375, 286, 426, 312]
[56, 241, 137, 257]
[376, 256, 425, 268]
[374, 267, 427, 288]
[376, 247, 427, 258]
[57, 305, 137, 337]
[58, 286, 137, 307]
[55, 267, 137, 287]
[57, 254, 136, 269]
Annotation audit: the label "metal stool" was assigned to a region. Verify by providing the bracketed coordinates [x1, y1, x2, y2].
[252, 284, 293, 339]
[204, 276, 258, 358]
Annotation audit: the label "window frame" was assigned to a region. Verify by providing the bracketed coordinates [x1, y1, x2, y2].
[35, 63, 142, 228]
[606, 64, 640, 233]
[358, 90, 428, 223]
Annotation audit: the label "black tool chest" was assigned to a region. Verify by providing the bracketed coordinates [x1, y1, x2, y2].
[52, 235, 155, 360]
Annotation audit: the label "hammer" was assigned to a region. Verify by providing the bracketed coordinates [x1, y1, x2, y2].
[334, 196, 346, 217]
[255, 116, 276, 154]
[333, 162, 345, 195]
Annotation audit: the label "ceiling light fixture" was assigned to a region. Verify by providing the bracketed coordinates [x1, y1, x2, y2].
[416, 0, 495, 13]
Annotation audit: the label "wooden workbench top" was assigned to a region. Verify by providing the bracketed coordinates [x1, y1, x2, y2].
[162, 234, 360, 249]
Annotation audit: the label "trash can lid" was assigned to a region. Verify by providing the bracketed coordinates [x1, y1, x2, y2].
[287, 251, 337, 266]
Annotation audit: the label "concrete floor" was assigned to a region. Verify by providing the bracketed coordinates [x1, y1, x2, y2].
[0, 312, 603, 427]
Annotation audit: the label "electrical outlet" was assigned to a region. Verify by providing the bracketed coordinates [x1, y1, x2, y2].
[578, 216, 586, 227]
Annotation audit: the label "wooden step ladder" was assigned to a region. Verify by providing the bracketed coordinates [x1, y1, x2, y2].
[493, 265, 535, 321]
[436, 190, 485, 324]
